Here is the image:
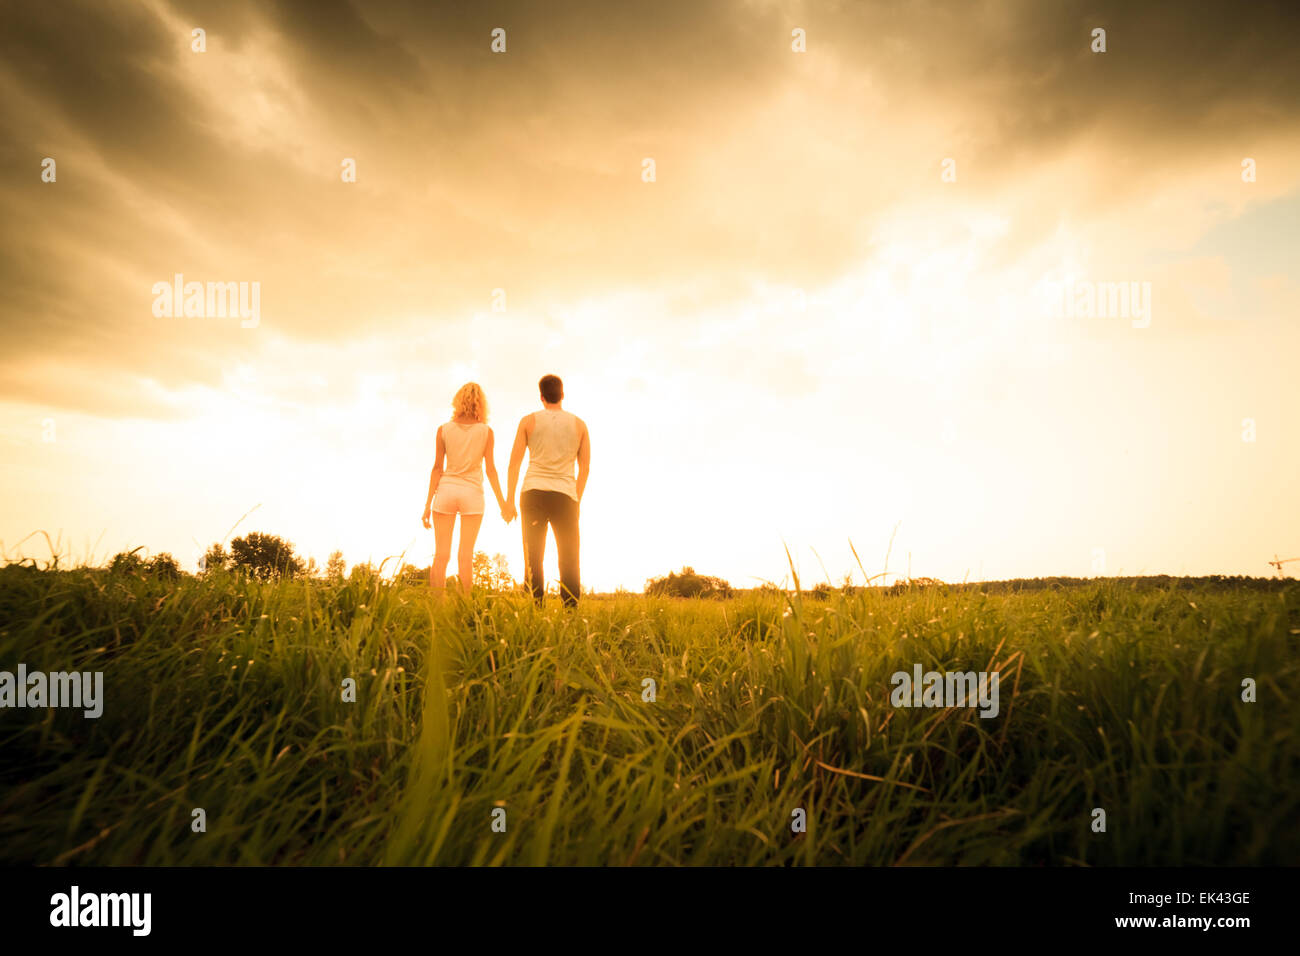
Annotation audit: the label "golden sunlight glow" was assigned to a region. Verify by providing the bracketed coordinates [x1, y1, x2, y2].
[2, 1, 1297, 591]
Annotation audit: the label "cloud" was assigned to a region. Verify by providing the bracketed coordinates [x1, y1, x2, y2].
[1, 0, 1298, 422]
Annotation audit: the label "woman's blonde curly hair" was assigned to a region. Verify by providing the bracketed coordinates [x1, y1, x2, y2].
[451, 382, 488, 422]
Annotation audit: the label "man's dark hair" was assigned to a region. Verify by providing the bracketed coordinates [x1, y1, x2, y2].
[539, 374, 564, 404]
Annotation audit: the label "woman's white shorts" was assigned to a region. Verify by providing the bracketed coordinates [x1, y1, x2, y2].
[432, 480, 484, 516]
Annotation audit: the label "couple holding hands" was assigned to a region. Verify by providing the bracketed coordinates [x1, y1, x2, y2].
[421, 374, 590, 606]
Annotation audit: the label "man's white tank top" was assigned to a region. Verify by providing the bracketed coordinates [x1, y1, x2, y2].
[440, 421, 488, 487]
[522, 408, 580, 500]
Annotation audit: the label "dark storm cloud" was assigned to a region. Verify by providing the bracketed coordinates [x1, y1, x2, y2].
[846, 0, 1300, 153]
[1, 0, 1297, 417]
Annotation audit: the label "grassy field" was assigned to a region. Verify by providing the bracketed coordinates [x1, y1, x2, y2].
[0, 563, 1296, 865]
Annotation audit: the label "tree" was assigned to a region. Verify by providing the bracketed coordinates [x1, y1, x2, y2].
[471, 551, 516, 591]
[472, 551, 492, 590]
[201, 542, 228, 573]
[109, 548, 146, 574]
[398, 563, 430, 585]
[887, 576, 945, 595]
[645, 566, 733, 598]
[109, 549, 182, 579]
[148, 552, 182, 580]
[229, 532, 304, 580]
[492, 553, 514, 590]
[326, 550, 346, 583]
[349, 561, 378, 585]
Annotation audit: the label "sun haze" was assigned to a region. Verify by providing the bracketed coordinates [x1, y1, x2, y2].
[1, 0, 1297, 590]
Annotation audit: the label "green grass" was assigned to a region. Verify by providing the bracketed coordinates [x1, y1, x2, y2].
[0, 563, 1296, 865]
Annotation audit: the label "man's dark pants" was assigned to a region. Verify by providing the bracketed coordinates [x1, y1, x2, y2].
[520, 489, 580, 606]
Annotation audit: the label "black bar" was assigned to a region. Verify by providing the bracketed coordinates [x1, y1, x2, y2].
[0, 866, 1277, 943]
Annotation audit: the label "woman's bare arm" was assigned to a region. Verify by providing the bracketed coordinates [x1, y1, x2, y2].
[484, 428, 510, 520]
[422, 426, 445, 527]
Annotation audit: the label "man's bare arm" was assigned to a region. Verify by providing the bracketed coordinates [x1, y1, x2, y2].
[506, 416, 530, 511]
[575, 419, 591, 503]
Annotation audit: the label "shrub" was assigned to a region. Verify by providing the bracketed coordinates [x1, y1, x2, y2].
[200, 543, 228, 573]
[349, 561, 378, 583]
[645, 566, 733, 599]
[229, 532, 305, 580]
[472, 551, 515, 591]
[398, 563, 429, 585]
[147, 552, 182, 580]
[108, 549, 146, 575]
[887, 576, 945, 595]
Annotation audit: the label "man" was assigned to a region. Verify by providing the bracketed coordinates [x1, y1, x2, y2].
[506, 374, 590, 606]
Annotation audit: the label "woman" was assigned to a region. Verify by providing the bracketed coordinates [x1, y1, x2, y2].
[421, 383, 511, 592]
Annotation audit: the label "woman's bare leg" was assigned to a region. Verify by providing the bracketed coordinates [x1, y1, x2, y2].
[431, 512, 455, 589]
[457, 513, 484, 593]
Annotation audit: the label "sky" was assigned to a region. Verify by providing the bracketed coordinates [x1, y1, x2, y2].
[1, 0, 1298, 591]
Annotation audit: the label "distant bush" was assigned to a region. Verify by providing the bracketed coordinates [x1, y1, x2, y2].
[147, 552, 182, 580]
[108, 549, 183, 580]
[473, 551, 515, 591]
[887, 576, 945, 595]
[200, 543, 229, 573]
[108, 549, 146, 575]
[229, 532, 304, 580]
[645, 566, 733, 599]
[349, 561, 379, 585]
[398, 563, 429, 586]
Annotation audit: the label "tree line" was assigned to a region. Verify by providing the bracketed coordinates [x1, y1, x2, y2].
[106, 532, 516, 591]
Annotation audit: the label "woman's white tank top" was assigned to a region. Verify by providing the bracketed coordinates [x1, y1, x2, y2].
[440, 421, 488, 487]
[521, 408, 580, 500]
